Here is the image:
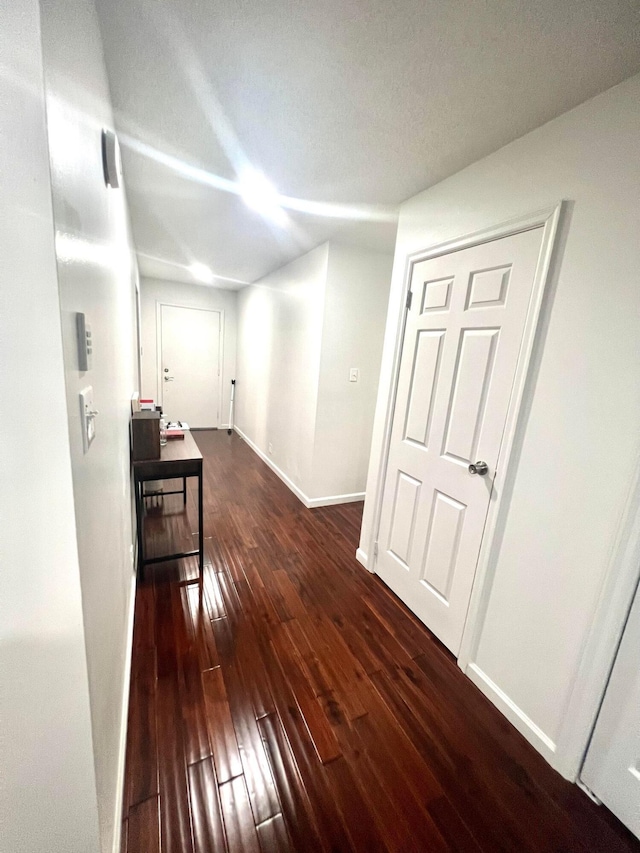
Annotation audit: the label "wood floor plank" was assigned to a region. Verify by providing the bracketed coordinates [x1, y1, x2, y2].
[255, 813, 293, 853]
[323, 755, 390, 853]
[348, 711, 450, 852]
[126, 796, 160, 853]
[124, 646, 158, 811]
[188, 758, 228, 853]
[426, 795, 484, 853]
[257, 713, 323, 853]
[257, 660, 354, 851]
[222, 661, 281, 824]
[120, 431, 640, 853]
[268, 629, 342, 765]
[201, 570, 226, 620]
[172, 583, 212, 766]
[201, 665, 243, 785]
[154, 583, 195, 853]
[219, 775, 262, 853]
[182, 580, 220, 672]
[369, 666, 533, 853]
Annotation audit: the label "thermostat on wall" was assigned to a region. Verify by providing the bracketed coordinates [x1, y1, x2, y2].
[101, 128, 122, 189]
[76, 312, 93, 371]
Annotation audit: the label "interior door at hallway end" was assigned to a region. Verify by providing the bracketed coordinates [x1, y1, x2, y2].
[375, 227, 545, 656]
[160, 304, 220, 428]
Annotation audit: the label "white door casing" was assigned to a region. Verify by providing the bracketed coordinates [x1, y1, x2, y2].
[375, 227, 546, 655]
[159, 303, 221, 428]
[581, 579, 640, 840]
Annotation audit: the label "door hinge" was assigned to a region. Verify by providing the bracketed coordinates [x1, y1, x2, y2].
[406, 290, 413, 310]
[373, 541, 379, 558]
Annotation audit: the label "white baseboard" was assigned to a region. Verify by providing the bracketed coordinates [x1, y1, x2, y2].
[234, 425, 309, 505]
[233, 426, 365, 509]
[306, 492, 365, 508]
[111, 569, 137, 853]
[465, 662, 558, 768]
[356, 547, 372, 571]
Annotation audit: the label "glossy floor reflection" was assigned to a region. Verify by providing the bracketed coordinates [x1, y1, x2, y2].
[121, 430, 639, 852]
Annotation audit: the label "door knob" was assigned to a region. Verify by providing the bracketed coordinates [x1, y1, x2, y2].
[469, 460, 489, 476]
[164, 376, 174, 382]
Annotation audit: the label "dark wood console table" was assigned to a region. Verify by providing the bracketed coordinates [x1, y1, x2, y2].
[133, 430, 203, 580]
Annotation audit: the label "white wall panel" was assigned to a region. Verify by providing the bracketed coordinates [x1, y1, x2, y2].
[236, 244, 328, 497]
[40, 0, 139, 847]
[236, 242, 392, 504]
[311, 244, 393, 500]
[0, 1, 100, 850]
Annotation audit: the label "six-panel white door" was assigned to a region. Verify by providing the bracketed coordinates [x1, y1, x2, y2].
[160, 304, 221, 428]
[375, 227, 544, 655]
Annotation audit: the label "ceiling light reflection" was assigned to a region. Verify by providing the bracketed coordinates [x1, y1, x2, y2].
[238, 167, 287, 226]
[188, 262, 214, 283]
[120, 135, 398, 224]
[137, 252, 249, 286]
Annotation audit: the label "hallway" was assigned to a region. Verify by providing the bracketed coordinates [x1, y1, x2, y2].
[121, 430, 639, 853]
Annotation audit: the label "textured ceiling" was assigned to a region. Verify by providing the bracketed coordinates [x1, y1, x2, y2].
[96, 0, 640, 288]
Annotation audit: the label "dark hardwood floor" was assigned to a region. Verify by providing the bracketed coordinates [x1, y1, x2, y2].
[121, 429, 639, 853]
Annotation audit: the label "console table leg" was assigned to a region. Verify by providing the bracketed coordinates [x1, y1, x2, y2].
[198, 469, 204, 574]
[135, 478, 145, 582]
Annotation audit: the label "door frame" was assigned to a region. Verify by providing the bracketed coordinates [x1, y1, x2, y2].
[572, 457, 640, 784]
[366, 202, 563, 682]
[155, 301, 224, 428]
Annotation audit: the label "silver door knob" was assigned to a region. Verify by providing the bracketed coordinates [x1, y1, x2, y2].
[469, 461, 489, 476]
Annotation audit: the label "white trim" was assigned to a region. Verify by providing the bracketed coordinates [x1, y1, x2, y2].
[155, 301, 224, 428]
[306, 492, 365, 508]
[466, 663, 557, 763]
[234, 425, 308, 504]
[356, 548, 371, 571]
[111, 568, 137, 853]
[561, 452, 640, 780]
[576, 779, 603, 806]
[233, 426, 365, 509]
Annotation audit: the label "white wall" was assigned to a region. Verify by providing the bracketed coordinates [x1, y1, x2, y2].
[0, 1, 101, 851]
[40, 0, 139, 849]
[311, 244, 392, 499]
[236, 244, 328, 496]
[360, 73, 640, 777]
[236, 242, 393, 505]
[140, 277, 237, 427]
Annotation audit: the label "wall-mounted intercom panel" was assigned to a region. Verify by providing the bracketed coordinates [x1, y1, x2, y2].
[76, 312, 93, 371]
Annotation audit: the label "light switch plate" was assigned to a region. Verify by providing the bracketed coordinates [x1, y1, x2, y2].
[79, 386, 97, 452]
[349, 368, 359, 382]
